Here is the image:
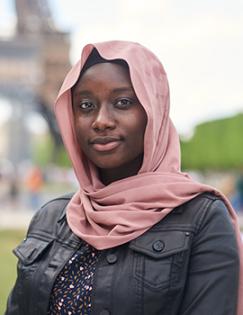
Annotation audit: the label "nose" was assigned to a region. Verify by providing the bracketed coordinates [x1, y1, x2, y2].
[92, 104, 116, 132]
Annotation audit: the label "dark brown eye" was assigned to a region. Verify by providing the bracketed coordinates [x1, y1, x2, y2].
[79, 101, 95, 111]
[115, 98, 133, 109]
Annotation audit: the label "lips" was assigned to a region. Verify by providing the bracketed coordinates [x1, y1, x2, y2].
[89, 136, 123, 152]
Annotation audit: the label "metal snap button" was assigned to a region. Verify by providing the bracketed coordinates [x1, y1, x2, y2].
[100, 309, 110, 315]
[152, 240, 165, 252]
[106, 253, 118, 264]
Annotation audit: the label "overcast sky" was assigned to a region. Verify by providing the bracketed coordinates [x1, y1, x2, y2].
[1, 0, 243, 136]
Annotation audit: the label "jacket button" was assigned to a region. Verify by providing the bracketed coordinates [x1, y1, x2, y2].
[106, 253, 118, 264]
[152, 240, 165, 252]
[100, 309, 110, 315]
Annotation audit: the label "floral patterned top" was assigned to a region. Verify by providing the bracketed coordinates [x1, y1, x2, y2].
[48, 242, 100, 315]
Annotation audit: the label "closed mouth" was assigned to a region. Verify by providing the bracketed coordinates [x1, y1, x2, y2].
[89, 136, 123, 152]
[89, 136, 123, 145]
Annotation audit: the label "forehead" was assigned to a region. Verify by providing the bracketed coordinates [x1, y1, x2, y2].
[74, 62, 132, 90]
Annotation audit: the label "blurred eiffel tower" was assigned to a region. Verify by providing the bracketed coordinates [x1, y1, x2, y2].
[0, 0, 71, 163]
[15, 0, 56, 34]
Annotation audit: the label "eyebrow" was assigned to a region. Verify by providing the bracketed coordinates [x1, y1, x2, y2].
[74, 86, 134, 97]
[111, 87, 134, 94]
[75, 90, 93, 97]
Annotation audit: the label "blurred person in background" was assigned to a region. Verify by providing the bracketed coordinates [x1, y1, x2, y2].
[5, 41, 243, 315]
[25, 165, 43, 210]
[0, 159, 17, 206]
[8, 176, 19, 207]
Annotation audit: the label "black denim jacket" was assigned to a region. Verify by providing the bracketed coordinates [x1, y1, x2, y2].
[5, 193, 239, 315]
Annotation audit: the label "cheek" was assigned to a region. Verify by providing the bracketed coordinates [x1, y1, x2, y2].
[127, 111, 147, 151]
[74, 118, 88, 147]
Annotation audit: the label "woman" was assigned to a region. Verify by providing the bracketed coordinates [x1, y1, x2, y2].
[5, 41, 243, 315]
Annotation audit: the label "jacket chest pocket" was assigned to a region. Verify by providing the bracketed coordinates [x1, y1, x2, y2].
[129, 230, 191, 290]
[14, 237, 53, 280]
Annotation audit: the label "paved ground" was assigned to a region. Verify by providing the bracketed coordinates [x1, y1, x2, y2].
[0, 190, 65, 230]
[0, 207, 34, 230]
[0, 195, 49, 230]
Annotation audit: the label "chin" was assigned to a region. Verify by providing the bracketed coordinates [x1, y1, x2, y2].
[92, 158, 126, 170]
[95, 162, 123, 170]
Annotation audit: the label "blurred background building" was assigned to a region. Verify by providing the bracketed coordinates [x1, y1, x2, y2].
[0, 0, 76, 215]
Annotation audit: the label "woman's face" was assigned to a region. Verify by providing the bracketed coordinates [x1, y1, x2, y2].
[72, 62, 147, 178]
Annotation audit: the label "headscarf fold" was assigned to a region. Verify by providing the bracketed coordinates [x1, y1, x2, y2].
[55, 41, 242, 314]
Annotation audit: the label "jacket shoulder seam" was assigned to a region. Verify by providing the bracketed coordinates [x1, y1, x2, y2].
[40, 192, 74, 209]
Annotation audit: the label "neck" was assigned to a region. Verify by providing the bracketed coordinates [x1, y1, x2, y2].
[99, 154, 144, 185]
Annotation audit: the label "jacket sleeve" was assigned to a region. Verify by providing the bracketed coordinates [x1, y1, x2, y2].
[179, 199, 240, 315]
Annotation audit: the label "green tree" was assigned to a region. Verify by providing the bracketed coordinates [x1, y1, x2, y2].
[181, 113, 243, 170]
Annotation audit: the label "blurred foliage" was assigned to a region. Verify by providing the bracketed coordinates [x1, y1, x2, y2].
[181, 113, 243, 170]
[55, 146, 72, 168]
[32, 134, 71, 167]
[32, 134, 53, 166]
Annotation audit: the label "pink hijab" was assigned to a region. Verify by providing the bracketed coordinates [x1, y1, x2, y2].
[55, 41, 242, 313]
